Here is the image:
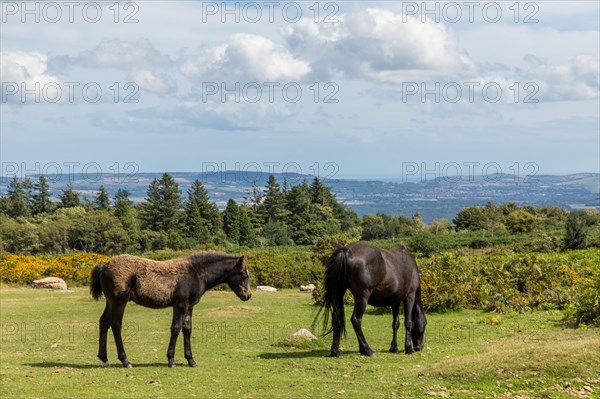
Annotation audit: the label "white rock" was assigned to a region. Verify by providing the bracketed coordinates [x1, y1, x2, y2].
[32, 277, 68, 290]
[291, 328, 317, 340]
[256, 285, 277, 292]
[300, 284, 316, 292]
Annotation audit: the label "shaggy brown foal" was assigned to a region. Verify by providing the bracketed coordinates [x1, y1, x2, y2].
[90, 252, 251, 368]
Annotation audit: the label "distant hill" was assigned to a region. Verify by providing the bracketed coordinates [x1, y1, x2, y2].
[1, 172, 598, 223]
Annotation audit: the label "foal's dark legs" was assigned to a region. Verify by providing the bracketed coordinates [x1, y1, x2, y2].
[110, 300, 132, 367]
[403, 295, 415, 354]
[182, 306, 196, 367]
[167, 303, 187, 367]
[351, 292, 374, 357]
[389, 304, 401, 353]
[97, 303, 111, 367]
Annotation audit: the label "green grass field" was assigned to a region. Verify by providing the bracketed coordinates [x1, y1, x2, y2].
[1, 287, 598, 398]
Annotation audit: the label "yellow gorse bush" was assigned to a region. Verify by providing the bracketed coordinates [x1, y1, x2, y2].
[1, 248, 598, 325]
[0, 253, 109, 284]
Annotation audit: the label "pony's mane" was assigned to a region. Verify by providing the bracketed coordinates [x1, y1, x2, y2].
[188, 252, 238, 270]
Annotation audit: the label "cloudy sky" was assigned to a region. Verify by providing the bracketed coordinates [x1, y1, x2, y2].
[1, 1, 599, 180]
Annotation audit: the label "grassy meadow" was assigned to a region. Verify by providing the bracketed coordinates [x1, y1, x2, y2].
[0, 287, 598, 398]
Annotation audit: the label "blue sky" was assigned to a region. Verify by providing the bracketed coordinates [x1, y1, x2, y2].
[1, 1, 599, 180]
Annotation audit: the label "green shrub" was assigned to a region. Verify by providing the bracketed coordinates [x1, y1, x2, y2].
[505, 210, 541, 234]
[311, 280, 354, 306]
[567, 261, 600, 326]
[419, 249, 600, 313]
[312, 231, 362, 265]
[243, 247, 322, 289]
[407, 232, 438, 256]
[469, 237, 490, 249]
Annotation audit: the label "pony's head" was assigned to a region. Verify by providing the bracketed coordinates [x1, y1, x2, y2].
[227, 256, 252, 301]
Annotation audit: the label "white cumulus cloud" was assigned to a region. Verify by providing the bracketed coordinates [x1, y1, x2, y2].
[74, 38, 177, 94]
[180, 33, 311, 82]
[283, 8, 476, 82]
[1, 51, 62, 103]
[528, 54, 600, 101]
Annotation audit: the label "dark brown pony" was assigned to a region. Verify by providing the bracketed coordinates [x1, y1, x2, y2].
[90, 252, 251, 368]
[317, 241, 426, 357]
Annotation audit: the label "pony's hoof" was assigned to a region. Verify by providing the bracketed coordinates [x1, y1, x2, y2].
[360, 348, 374, 357]
[405, 347, 415, 355]
[389, 347, 399, 354]
[329, 350, 340, 358]
[100, 361, 110, 368]
[188, 361, 197, 368]
[123, 362, 133, 368]
[168, 362, 176, 368]
[414, 345, 423, 352]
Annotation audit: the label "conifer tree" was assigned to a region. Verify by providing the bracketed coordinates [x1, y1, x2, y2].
[94, 185, 111, 210]
[185, 180, 211, 243]
[59, 183, 80, 208]
[6, 177, 30, 217]
[222, 199, 241, 243]
[238, 205, 257, 246]
[23, 177, 33, 211]
[245, 178, 263, 213]
[260, 175, 289, 223]
[32, 175, 53, 215]
[114, 188, 133, 206]
[412, 210, 425, 231]
[285, 180, 314, 244]
[139, 173, 183, 232]
[309, 177, 334, 206]
[113, 189, 137, 231]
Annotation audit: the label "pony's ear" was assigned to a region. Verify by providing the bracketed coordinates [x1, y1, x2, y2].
[236, 256, 246, 269]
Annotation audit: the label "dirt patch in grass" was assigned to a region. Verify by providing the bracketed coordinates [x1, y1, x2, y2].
[203, 305, 263, 318]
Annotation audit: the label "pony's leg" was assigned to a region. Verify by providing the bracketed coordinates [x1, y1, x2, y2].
[97, 303, 112, 367]
[403, 295, 416, 355]
[110, 300, 132, 367]
[167, 303, 187, 367]
[182, 306, 196, 367]
[351, 292, 374, 356]
[389, 304, 401, 353]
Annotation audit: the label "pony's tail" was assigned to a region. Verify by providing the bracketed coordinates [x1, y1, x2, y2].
[412, 285, 423, 324]
[90, 263, 106, 301]
[411, 285, 427, 349]
[317, 246, 349, 337]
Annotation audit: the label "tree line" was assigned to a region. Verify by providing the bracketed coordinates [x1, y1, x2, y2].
[0, 173, 598, 255]
[360, 202, 599, 252]
[0, 173, 359, 253]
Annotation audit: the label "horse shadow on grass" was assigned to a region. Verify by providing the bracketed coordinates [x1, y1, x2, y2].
[25, 361, 167, 369]
[258, 350, 330, 360]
